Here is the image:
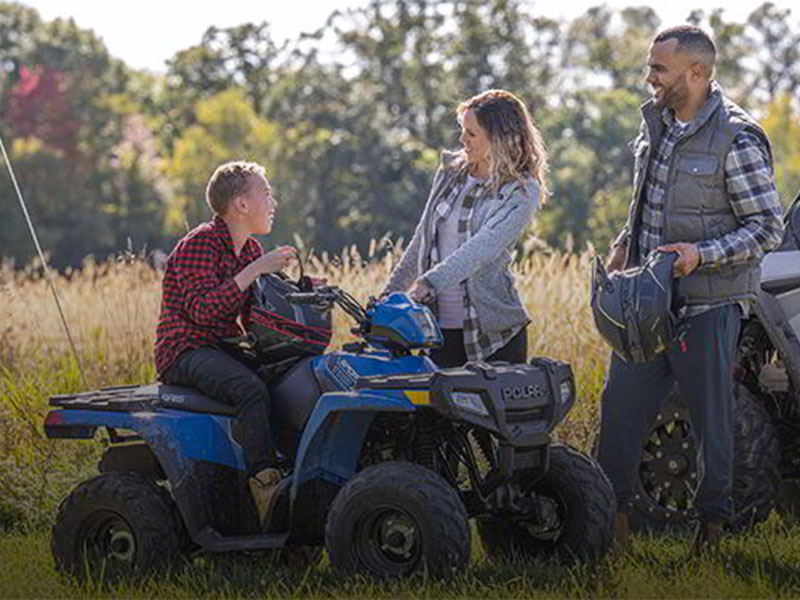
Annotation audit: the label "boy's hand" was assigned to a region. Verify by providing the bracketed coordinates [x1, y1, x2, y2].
[255, 246, 297, 275]
[235, 246, 297, 292]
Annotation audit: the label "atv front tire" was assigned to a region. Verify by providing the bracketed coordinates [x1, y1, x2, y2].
[325, 461, 469, 578]
[52, 472, 184, 579]
[477, 444, 615, 562]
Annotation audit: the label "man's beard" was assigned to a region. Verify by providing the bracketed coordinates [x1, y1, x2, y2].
[653, 76, 689, 112]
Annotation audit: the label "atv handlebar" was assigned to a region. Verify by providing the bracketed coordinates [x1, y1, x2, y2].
[285, 292, 332, 304]
[286, 286, 370, 327]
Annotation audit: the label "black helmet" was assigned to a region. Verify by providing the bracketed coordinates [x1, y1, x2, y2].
[246, 273, 332, 363]
[591, 251, 684, 364]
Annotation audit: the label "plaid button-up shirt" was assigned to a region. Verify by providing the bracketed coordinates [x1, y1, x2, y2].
[155, 215, 263, 376]
[628, 95, 783, 315]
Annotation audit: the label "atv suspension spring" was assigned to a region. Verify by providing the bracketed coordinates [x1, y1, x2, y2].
[471, 430, 497, 471]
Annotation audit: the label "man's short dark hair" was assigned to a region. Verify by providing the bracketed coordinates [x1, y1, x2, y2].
[205, 161, 266, 215]
[654, 25, 716, 75]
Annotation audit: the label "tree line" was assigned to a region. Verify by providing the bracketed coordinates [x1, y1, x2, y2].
[1, 0, 799, 268]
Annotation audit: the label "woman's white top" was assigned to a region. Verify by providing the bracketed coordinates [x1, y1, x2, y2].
[436, 176, 482, 328]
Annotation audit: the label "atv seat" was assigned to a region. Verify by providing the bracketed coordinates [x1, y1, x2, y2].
[153, 384, 238, 417]
[157, 356, 322, 427]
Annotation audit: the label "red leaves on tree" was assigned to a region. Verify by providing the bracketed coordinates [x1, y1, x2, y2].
[6, 65, 81, 155]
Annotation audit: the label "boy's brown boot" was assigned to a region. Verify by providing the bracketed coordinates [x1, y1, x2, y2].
[249, 467, 282, 527]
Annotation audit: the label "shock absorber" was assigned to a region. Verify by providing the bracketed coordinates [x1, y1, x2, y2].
[414, 429, 436, 470]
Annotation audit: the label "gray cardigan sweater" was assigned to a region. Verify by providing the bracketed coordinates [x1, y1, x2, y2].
[384, 161, 540, 333]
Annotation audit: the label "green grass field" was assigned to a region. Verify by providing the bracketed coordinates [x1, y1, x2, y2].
[2, 520, 800, 599]
[2, 252, 800, 598]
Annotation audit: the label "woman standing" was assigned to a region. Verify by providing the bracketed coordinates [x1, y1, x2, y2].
[384, 89, 548, 367]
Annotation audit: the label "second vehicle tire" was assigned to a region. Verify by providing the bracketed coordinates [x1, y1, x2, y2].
[630, 384, 780, 532]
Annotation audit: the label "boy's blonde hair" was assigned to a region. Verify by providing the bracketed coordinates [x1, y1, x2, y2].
[205, 161, 266, 215]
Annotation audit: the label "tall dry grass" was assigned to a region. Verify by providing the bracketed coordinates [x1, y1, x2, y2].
[0, 244, 609, 530]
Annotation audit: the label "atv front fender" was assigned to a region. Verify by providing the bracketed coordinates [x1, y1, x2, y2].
[290, 390, 414, 500]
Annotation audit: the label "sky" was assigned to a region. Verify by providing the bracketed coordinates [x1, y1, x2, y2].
[18, 0, 795, 73]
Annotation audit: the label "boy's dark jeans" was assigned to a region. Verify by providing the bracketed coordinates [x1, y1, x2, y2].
[162, 346, 276, 478]
[597, 304, 741, 523]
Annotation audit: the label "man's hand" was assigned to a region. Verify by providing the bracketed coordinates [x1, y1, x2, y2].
[657, 242, 700, 277]
[606, 244, 628, 273]
[409, 278, 435, 303]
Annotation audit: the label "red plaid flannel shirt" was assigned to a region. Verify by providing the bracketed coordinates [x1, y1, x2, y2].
[154, 215, 264, 376]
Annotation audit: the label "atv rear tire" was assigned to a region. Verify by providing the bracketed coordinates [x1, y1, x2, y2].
[630, 384, 780, 532]
[477, 444, 615, 562]
[52, 472, 184, 580]
[325, 461, 469, 578]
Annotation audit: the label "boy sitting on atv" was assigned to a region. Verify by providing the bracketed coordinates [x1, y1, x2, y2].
[154, 160, 297, 525]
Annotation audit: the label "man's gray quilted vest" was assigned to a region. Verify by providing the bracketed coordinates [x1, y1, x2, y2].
[627, 93, 772, 305]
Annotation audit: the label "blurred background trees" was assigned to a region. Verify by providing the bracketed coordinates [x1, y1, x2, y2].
[1, 0, 799, 268]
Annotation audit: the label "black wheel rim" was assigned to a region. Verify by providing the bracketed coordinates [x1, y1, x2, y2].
[634, 404, 697, 523]
[79, 510, 137, 569]
[522, 492, 565, 542]
[353, 504, 421, 576]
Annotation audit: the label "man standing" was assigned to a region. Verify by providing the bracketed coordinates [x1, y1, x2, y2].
[598, 26, 783, 552]
[155, 161, 297, 526]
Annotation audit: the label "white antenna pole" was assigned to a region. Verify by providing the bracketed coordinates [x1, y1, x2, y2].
[0, 128, 88, 389]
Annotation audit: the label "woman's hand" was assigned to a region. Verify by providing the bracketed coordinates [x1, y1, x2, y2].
[409, 278, 435, 303]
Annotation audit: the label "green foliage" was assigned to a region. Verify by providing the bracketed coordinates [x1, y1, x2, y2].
[2, 0, 800, 263]
[0, 361, 100, 533]
[165, 88, 279, 230]
[539, 88, 641, 249]
[763, 94, 800, 206]
[0, 2, 166, 267]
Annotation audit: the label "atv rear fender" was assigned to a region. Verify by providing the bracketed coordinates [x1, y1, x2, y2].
[44, 407, 251, 540]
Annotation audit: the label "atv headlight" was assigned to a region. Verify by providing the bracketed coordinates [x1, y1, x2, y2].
[451, 391, 489, 417]
[552, 379, 575, 428]
[411, 308, 443, 347]
[559, 380, 572, 406]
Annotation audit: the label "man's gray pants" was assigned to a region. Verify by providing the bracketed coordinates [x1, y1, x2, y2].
[597, 304, 741, 522]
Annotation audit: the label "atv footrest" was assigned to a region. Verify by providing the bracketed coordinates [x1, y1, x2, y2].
[194, 527, 290, 552]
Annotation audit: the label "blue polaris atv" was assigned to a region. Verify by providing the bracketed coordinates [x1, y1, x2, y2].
[44, 288, 615, 579]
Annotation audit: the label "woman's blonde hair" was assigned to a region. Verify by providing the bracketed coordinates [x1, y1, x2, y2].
[455, 89, 549, 200]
